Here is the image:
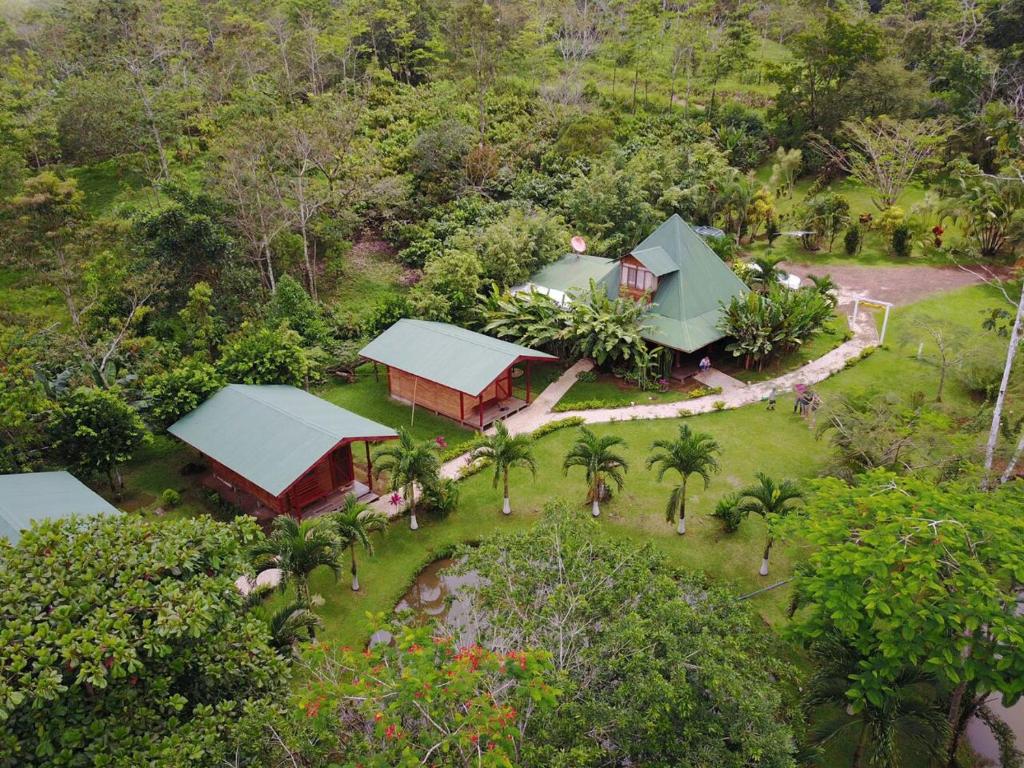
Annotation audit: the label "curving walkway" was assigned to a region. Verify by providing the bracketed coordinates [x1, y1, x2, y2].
[434, 305, 879, 483]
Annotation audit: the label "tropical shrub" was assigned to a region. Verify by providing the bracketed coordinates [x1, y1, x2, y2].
[891, 222, 913, 257]
[713, 492, 748, 532]
[719, 286, 834, 370]
[843, 224, 862, 255]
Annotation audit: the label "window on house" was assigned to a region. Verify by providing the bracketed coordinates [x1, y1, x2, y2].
[620, 264, 657, 293]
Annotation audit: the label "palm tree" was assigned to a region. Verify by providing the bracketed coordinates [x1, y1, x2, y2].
[562, 427, 628, 517]
[805, 634, 948, 768]
[373, 427, 440, 531]
[808, 273, 839, 308]
[469, 422, 536, 515]
[264, 602, 322, 652]
[252, 516, 340, 605]
[748, 255, 783, 293]
[738, 472, 803, 576]
[646, 424, 721, 535]
[331, 495, 388, 591]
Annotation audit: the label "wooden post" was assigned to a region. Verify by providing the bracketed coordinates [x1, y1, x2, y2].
[459, 391, 465, 423]
[410, 375, 418, 427]
[365, 441, 373, 493]
[479, 394, 484, 430]
[525, 361, 532, 403]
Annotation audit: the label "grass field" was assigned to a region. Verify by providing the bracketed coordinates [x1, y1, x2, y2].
[282, 284, 1011, 646]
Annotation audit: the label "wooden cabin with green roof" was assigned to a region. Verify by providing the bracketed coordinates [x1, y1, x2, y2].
[360, 319, 557, 429]
[0, 471, 118, 545]
[522, 214, 749, 360]
[168, 385, 397, 520]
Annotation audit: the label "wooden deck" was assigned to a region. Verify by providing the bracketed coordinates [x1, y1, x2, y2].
[464, 397, 528, 429]
[200, 472, 377, 526]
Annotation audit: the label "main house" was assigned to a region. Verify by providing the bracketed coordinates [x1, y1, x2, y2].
[517, 214, 748, 359]
[360, 319, 556, 429]
[168, 384, 397, 520]
[0, 471, 119, 545]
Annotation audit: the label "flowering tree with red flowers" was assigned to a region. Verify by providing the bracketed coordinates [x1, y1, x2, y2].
[276, 625, 557, 767]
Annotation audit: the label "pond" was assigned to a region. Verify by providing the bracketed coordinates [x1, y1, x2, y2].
[393, 557, 480, 634]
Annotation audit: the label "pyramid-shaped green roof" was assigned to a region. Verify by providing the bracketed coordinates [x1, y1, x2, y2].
[632, 215, 748, 353]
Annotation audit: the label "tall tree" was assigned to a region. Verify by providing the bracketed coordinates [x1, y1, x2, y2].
[646, 424, 721, 535]
[330, 495, 388, 591]
[738, 473, 802, 576]
[812, 117, 950, 210]
[49, 387, 148, 495]
[788, 471, 1024, 766]
[469, 421, 536, 515]
[372, 427, 441, 531]
[563, 426, 629, 517]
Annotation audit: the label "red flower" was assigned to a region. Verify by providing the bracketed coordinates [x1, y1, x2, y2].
[435, 436, 448, 449]
[385, 724, 397, 740]
[374, 712, 383, 721]
[389, 492, 402, 507]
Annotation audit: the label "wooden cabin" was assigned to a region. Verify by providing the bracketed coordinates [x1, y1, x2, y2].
[360, 319, 557, 429]
[0, 471, 119, 545]
[168, 385, 397, 520]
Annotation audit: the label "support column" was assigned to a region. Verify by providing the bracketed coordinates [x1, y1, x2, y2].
[459, 391, 465, 422]
[479, 394, 484, 430]
[525, 361, 532, 403]
[365, 441, 373, 493]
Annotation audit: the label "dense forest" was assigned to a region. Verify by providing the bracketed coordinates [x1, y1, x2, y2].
[2, 0, 1024, 765]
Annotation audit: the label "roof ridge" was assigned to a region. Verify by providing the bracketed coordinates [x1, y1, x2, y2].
[403, 319, 527, 356]
[228, 385, 340, 439]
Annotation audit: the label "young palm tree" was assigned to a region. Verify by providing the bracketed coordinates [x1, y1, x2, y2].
[252, 516, 340, 605]
[646, 424, 721, 535]
[738, 472, 803, 576]
[332, 495, 388, 591]
[748, 255, 784, 292]
[562, 427, 628, 517]
[264, 602, 322, 652]
[469, 422, 536, 515]
[805, 635, 948, 768]
[372, 427, 440, 531]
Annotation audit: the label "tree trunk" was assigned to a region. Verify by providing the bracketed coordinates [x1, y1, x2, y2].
[350, 544, 359, 591]
[851, 720, 869, 767]
[502, 471, 511, 515]
[677, 479, 687, 534]
[945, 683, 980, 768]
[759, 537, 773, 576]
[984, 284, 1023, 488]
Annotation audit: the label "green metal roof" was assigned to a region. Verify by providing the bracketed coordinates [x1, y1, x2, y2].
[360, 319, 557, 396]
[630, 246, 678, 277]
[633, 215, 749, 353]
[0, 471, 118, 545]
[522, 253, 619, 298]
[168, 385, 397, 497]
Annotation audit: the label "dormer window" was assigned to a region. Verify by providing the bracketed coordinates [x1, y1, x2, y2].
[621, 263, 657, 293]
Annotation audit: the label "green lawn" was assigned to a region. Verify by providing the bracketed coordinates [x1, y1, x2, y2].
[304, 403, 822, 645]
[282, 283, 1011, 647]
[557, 372, 699, 409]
[316, 365, 475, 449]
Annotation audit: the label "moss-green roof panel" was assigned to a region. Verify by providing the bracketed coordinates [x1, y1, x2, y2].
[637, 215, 749, 353]
[630, 246, 678, 277]
[0, 471, 118, 545]
[522, 253, 619, 298]
[168, 385, 397, 497]
[360, 319, 557, 396]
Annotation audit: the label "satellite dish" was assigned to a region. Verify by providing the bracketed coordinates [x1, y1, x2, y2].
[570, 235, 587, 253]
